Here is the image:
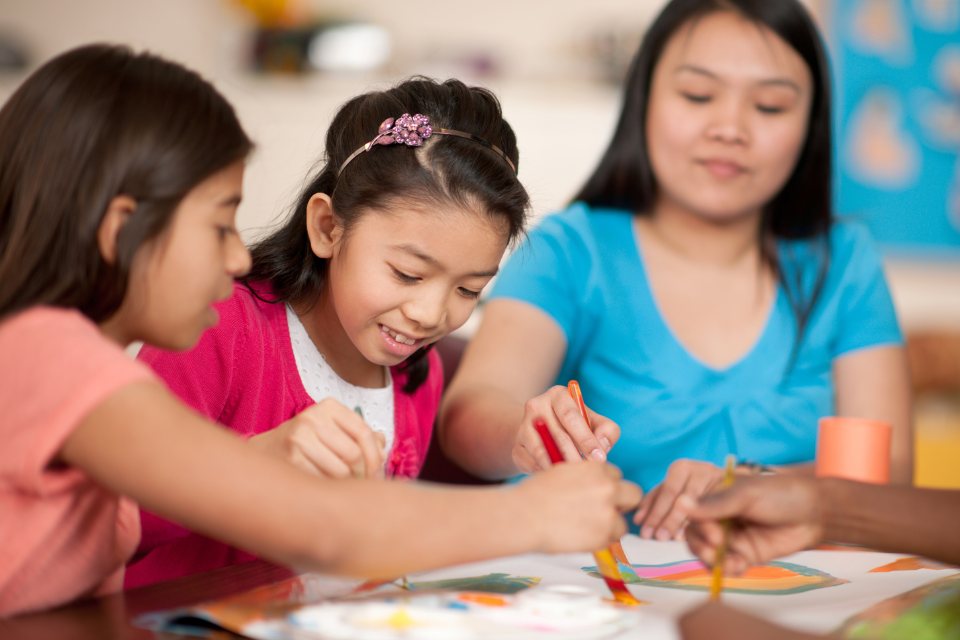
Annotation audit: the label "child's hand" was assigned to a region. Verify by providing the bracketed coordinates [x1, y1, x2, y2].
[633, 458, 726, 541]
[511, 385, 620, 473]
[248, 398, 386, 479]
[681, 476, 825, 575]
[518, 461, 642, 553]
[680, 602, 819, 640]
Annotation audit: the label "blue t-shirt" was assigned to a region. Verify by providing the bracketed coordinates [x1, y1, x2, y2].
[491, 203, 902, 492]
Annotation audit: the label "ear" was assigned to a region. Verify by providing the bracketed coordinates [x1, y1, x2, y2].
[97, 195, 138, 265]
[305, 193, 341, 259]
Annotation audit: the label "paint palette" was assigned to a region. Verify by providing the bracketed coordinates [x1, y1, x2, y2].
[287, 585, 640, 639]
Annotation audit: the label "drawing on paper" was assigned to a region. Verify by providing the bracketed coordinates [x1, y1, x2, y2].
[582, 559, 848, 595]
[869, 557, 958, 573]
[406, 573, 541, 594]
[835, 573, 960, 638]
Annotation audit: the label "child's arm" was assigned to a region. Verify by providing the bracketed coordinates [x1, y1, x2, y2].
[60, 381, 641, 578]
[440, 299, 620, 479]
[681, 475, 960, 572]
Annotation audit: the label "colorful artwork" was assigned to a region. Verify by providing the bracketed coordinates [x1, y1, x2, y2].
[835, 573, 960, 638]
[406, 573, 541, 594]
[869, 557, 958, 573]
[582, 559, 848, 595]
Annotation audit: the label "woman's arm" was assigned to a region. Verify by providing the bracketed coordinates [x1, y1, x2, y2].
[439, 299, 618, 479]
[61, 381, 641, 578]
[833, 344, 913, 485]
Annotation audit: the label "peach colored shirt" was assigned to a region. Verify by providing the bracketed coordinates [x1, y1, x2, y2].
[0, 307, 154, 618]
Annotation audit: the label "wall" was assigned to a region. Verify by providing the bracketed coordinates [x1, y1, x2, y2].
[2, 0, 959, 335]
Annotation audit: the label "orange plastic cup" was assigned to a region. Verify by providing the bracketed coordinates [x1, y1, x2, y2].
[816, 417, 892, 485]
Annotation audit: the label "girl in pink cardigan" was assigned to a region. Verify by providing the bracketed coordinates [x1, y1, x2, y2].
[0, 49, 641, 615]
[128, 80, 533, 586]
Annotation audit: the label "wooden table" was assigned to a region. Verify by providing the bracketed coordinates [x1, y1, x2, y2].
[3, 539, 956, 640]
[0, 560, 296, 640]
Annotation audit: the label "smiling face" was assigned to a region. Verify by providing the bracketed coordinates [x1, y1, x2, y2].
[109, 160, 251, 350]
[306, 200, 508, 381]
[645, 10, 813, 223]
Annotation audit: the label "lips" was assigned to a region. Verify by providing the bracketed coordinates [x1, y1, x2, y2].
[698, 158, 747, 178]
[379, 324, 421, 346]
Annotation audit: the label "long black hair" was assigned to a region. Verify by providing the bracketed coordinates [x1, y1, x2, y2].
[0, 44, 253, 322]
[575, 0, 833, 361]
[244, 77, 530, 392]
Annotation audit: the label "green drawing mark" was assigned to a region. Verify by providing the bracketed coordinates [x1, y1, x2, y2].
[408, 573, 541, 594]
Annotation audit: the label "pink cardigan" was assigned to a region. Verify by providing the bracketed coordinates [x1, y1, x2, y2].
[125, 282, 442, 588]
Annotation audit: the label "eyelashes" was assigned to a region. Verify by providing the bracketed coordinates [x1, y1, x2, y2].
[392, 267, 419, 284]
[680, 93, 788, 114]
[392, 267, 482, 299]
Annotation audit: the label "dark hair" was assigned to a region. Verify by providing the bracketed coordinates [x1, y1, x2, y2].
[245, 77, 530, 392]
[0, 44, 253, 322]
[575, 0, 832, 361]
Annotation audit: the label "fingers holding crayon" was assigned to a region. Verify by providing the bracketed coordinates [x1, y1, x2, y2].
[248, 398, 386, 479]
[680, 476, 826, 574]
[511, 385, 619, 474]
[519, 461, 642, 553]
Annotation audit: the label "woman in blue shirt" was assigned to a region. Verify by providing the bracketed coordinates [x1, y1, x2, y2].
[439, 0, 912, 541]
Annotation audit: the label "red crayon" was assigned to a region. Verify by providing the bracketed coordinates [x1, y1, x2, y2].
[532, 416, 640, 606]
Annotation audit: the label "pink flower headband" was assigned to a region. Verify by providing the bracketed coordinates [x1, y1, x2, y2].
[338, 113, 517, 175]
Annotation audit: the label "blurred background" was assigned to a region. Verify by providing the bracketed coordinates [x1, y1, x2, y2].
[1, 0, 958, 487]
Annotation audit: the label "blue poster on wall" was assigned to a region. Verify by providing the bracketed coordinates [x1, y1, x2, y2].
[830, 0, 960, 255]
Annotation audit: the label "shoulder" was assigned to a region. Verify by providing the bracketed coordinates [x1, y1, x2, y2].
[509, 202, 632, 273]
[0, 307, 142, 374]
[828, 219, 882, 264]
[217, 281, 286, 333]
[779, 220, 884, 279]
[528, 202, 629, 245]
[1, 306, 100, 345]
[0, 307, 154, 428]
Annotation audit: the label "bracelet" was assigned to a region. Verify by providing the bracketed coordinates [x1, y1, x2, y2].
[737, 458, 776, 475]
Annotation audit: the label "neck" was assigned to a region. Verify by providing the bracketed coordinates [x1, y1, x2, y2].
[98, 314, 132, 347]
[643, 195, 764, 268]
[293, 288, 385, 389]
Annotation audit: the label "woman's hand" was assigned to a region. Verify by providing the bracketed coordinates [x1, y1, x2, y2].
[511, 385, 621, 473]
[634, 459, 726, 540]
[517, 461, 642, 553]
[247, 398, 386, 479]
[681, 475, 825, 575]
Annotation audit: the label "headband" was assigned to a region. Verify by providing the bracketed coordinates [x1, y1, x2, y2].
[337, 113, 517, 175]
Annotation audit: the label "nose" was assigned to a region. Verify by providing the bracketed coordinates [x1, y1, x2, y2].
[705, 96, 749, 145]
[401, 284, 446, 330]
[227, 234, 252, 278]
